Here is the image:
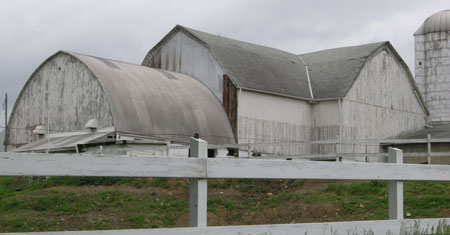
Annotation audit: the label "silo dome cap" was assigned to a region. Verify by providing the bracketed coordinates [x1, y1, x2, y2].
[415, 10, 450, 35]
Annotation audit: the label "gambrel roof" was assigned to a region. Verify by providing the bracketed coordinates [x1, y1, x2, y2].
[144, 25, 426, 112]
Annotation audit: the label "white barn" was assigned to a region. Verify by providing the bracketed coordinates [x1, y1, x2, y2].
[4, 25, 431, 157]
[142, 25, 428, 155]
[5, 51, 235, 153]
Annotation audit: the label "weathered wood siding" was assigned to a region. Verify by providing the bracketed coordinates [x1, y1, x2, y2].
[415, 32, 450, 124]
[311, 100, 340, 154]
[342, 48, 426, 154]
[7, 53, 114, 146]
[237, 90, 311, 155]
[143, 32, 225, 102]
[223, 75, 238, 141]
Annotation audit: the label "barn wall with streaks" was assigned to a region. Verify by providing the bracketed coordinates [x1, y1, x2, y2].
[142, 31, 225, 103]
[237, 89, 312, 155]
[311, 100, 340, 154]
[341, 48, 426, 154]
[7, 53, 114, 146]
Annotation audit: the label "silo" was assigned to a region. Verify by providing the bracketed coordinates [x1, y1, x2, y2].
[415, 10, 450, 125]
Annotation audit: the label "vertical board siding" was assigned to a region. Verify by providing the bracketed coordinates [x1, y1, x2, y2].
[342, 48, 426, 154]
[143, 32, 226, 103]
[8, 54, 114, 146]
[311, 100, 340, 154]
[223, 75, 238, 140]
[238, 90, 312, 155]
[415, 32, 450, 124]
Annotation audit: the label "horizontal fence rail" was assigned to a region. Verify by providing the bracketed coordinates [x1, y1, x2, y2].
[3, 218, 450, 235]
[2, 138, 450, 235]
[246, 152, 450, 159]
[209, 137, 450, 149]
[1, 153, 450, 181]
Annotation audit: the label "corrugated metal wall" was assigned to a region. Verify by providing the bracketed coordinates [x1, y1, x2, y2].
[7, 53, 114, 146]
[341, 48, 426, 154]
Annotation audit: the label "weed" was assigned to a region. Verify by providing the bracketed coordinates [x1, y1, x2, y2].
[33, 177, 133, 188]
[291, 179, 306, 187]
[125, 214, 146, 228]
[403, 220, 450, 235]
[348, 181, 385, 196]
[325, 183, 347, 195]
[268, 192, 299, 208]
[149, 178, 171, 189]
[209, 179, 233, 189]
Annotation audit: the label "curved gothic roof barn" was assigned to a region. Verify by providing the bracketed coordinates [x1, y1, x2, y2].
[7, 51, 235, 145]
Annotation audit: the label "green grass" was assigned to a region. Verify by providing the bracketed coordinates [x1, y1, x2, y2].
[1, 177, 450, 233]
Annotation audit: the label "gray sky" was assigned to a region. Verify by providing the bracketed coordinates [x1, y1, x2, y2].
[0, 0, 448, 130]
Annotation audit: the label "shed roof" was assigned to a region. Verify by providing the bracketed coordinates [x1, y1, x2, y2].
[12, 128, 115, 153]
[415, 10, 450, 35]
[145, 26, 424, 104]
[13, 51, 235, 145]
[397, 124, 450, 139]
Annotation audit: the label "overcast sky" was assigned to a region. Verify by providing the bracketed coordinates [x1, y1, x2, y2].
[0, 0, 448, 130]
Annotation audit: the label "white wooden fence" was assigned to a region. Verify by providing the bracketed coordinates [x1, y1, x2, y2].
[1, 138, 450, 235]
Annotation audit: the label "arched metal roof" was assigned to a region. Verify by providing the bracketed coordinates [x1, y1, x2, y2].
[60, 52, 235, 144]
[415, 10, 450, 35]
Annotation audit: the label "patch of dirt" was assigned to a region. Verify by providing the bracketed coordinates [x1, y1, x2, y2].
[439, 208, 450, 217]
[294, 180, 354, 194]
[248, 203, 341, 224]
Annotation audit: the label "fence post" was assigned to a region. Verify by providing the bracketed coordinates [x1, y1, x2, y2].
[427, 134, 431, 164]
[189, 137, 208, 227]
[388, 147, 403, 220]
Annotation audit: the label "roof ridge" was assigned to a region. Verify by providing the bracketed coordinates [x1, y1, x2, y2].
[298, 41, 388, 56]
[64, 51, 142, 67]
[177, 25, 300, 57]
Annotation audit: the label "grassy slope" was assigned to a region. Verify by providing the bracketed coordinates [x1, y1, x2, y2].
[1, 177, 450, 232]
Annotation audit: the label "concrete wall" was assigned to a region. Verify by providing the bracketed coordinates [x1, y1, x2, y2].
[415, 32, 450, 124]
[237, 89, 312, 155]
[342, 48, 426, 154]
[7, 53, 114, 146]
[143, 32, 225, 102]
